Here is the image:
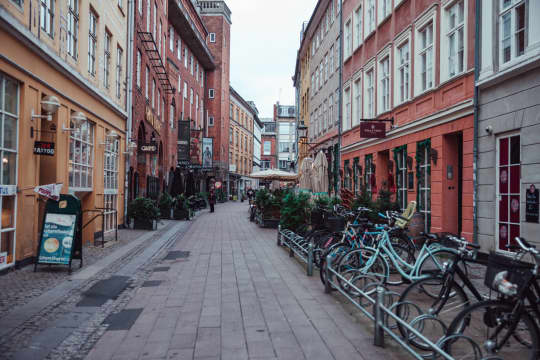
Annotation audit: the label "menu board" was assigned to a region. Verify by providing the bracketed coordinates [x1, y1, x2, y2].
[37, 213, 77, 265]
[526, 185, 539, 223]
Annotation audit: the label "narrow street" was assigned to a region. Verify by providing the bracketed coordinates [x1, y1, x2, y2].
[0, 202, 403, 360]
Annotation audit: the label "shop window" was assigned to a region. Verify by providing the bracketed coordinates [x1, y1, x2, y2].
[353, 158, 360, 195]
[69, 119, 94, 191]
[344, 160, 350, 189]
[365, 154, 374, 196]
[394, 146, 408, 211]
[417, 140, 431, 232]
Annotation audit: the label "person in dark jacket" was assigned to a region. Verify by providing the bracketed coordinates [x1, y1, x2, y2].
[209, 186, 216, 213]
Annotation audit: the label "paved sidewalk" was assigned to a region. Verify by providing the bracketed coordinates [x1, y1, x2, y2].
[86, 202, 402, 360]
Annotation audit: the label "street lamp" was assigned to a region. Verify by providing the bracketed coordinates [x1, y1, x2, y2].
[297, 122, 308, 140]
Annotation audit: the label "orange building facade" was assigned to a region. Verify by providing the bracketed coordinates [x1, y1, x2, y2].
[340, 0, 475, 238]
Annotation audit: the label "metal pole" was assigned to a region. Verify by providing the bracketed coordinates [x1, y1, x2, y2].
[289, 238, 294, 257]
[324, 253, 333, 294]
[374, 286, 385, 347]
[277, 224, 282, 246]
[336, 0, 344, 195]
[124, 0, 135, 227]
[307, 242, 314, 276]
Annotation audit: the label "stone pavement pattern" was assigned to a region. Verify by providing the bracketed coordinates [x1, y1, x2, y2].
[87, 202, 403, 360]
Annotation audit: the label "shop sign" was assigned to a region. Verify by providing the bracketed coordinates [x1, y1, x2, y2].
[526, 184, 539, 223]
[0, 185, 16, 196]
[178, 121, 190, 162]
[37, 213, 76, 265]
[145, 106, 161, 134]
[34, 141, 55, 156]
[360, 122, 386, 138]
[190, 130, 202, 165]
[202, 137, 213, 168]
[139, 143, 158, 153]
[0, 252, 7, 266]
[34, 183, 63, 201]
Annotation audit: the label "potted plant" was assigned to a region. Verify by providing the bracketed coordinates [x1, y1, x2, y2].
[280, 192, 311, 233]
[158, 192, 174, 219]
[173, 194, 190, 220]
[127, 197, 160, 230]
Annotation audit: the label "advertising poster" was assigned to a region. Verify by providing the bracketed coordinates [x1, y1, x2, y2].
[38, 213, 77, 265]
[203, 137, 213, 169]
[177, 121, 191, 163]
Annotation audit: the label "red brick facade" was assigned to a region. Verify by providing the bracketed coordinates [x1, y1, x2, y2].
[261, 134, 277, 169]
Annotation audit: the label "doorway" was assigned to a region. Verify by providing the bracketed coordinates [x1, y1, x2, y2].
[442, 133, 463, 235]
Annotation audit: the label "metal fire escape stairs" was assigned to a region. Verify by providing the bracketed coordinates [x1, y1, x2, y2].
[137, 30, 174, 94]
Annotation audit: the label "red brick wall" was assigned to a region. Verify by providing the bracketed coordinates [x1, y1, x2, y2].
[261, 135, 277, 168]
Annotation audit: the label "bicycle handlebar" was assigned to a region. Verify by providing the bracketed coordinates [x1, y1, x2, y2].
[514, 237, 539, 256]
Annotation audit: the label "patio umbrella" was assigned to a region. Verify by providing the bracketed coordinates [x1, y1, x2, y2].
[298, 157, 314, 191]
[249, 169, 298, 182]
[313, 151, 329, 195]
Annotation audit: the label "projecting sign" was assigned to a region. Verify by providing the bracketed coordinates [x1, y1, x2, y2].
[34, 141, 55, 156]
[178, 121, 191, 163]
[526, 184, 539, 223]
[360, 122, 386, 138]
[139, 143, 157, 153]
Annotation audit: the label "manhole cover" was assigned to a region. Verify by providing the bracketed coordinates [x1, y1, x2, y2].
[163, 251, 190, 260]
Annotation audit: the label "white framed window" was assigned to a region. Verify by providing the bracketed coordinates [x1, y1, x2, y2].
[329, 94, 334, 127]
[104, 137, 119, 192]
[414, 12, 436, 95]
[184, 48, 188, 68]
[169, 27, 174, 51]
[136, 50, 141, 88]
[396, 147, 408, 211]
[177, 39, 181, 59]
[378, 55, 390, 114]
[158, 21, 162, 55]
[177, 74, 181, 93]
[69, 119, 94, 191]
[365, 0, 376, 37]
[364, 65, 375, 118]
[209, 33, 216, 43]
[104, 31, 111, 88]
[145, 66, 149, 99]
[103, 194, 117, 233]
[499, 0, 527, 65]
[153, 2, 157, 39]
[88, 10, 97, 75]
[40, 0, 54, 36]
[196, 94, 199, 109]
[335, 89, 339, 125]
[152, 79, 155, 108]
[331, 0, 335, 21]
[378, 0, 391, 24]
[209, 88, 215, 98]
[323, 100, 328, 130]
[116, 46, 123, 99]
[190, 55, 194, 75]
[169, 102, 175, 128]
[263, 141, 271, 155]
[442, 0, 466, 81]
[335, 38, 340, 71]
[324, 54, 329, 82]
[157, 89, 161, 115]
[138, 0, 142, 14]
[196, 63, 199, 82]
[190, 88, 193, 104]
[67, 0, 78, 59]
[209, 116, 214, 126]
[345, 18, 352, 59]
[183, 81, 187, 99]
[353, 76, 362, 127]
[146, 0, 150, 32]
[330, 45, 335, 75]
[354, 5, 363, 49]
[343, 84, 351, 131]
[394, 34, 410, 105]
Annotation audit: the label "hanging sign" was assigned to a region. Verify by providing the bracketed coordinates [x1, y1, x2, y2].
[34, 141, 55, 156]
[37, 213, 77, 265]
[177, 120, 191, 163]
[34, 183, 63, 201]
[526, 184, 539, 223]
[139, 143, 158, 153]
[360, 122, 386, 138]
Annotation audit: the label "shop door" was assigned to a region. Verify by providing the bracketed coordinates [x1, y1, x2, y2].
[442, 133, 463, 235]
[497, 134, 521, 251]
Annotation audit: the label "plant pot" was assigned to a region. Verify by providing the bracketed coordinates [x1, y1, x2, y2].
[134, 218, 157, 230]
[173, 208, 189, 220]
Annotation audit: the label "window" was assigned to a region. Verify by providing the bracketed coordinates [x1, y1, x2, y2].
[329, 94, 334, 127]
[152, 79, 155, 108]
[177, 39, 181, 59]
[196, 63, 199, 82]
[157, 89, 161, 116]
[378, 0, 391, 24]
[158, 20, 162, 55]
[353, 77, 361, 126]
[153, 2, 157, 39]
[417, 140, 431, 232]
[169, 103, 175, 128]
[418, 22, 434, 92]
[279, 160, 288, 170]
[446, 0, 465, 78]
[344, 19, 352, 58]
[40, 0, 54, 36]
[169, 27, 174, 51]
[365, 0, 375, 36]
[145, 66, 149, 99]
[335, 38, 340, 70]
[146, 0, 150, 32]
[279, 142, 291, 153]
[262, 160, 271, 170]
[209, 116, 214, 126]
[69, 120, 94, 190]
[104, 32, 111, 88]
[177, 74, 181, 93]
[330, 45, 335, 74]
[136, 50, 141, 88]
[184, 48, 188, 67]
[395, 146, 407, 211]
[364, 68, 374, 118]
[324, 54, 329, 82]
[335, 89, 339, 125]
[88, 11, 97, 75]
[116, 46, 123, 99]
[196, 94, 199, 109]
[67, 0, 78, 58]
[209, 88, 215, 98]
[500, 0, 526, 64]
[190, 88, 193, 104]
[190, 55, 193, 75]
[183, 82, 187, 99]
[279, 122, 290, 135]
[118, 0, 123, 9]
[378, 56, 390, 113]
[138, 0, 142, 14]
[396, 41, 410, 104]
[343, 85, 351, 130]
[323, 100, 328, 130]
[209, 33, 216, 42]
[344, 160, 351, 189]
[104, 137, 119, 233]
[354, 5, 362, 49]
[365, 155, 373, 195]
[229, 129, 232, 144]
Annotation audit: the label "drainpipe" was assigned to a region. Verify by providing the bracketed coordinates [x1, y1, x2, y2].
[336, 0, 344, 195]
[472, 0, 480, 245]
[124, 0, 135, 226]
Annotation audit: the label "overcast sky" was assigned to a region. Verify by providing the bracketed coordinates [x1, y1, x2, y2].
[226, 0, 317, 118]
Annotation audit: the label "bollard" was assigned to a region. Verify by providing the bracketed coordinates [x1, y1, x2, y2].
[277, 225, 281, 246]
[307, 242, 314, 276]
[289, 240, 294, 257]
[374, 286, 385, 348]
[324, 254, 333, 294]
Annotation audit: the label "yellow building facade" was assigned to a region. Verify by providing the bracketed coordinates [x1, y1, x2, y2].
[0, 0, 128, 270]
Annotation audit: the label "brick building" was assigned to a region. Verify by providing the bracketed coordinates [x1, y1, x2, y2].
[340, 0, 475, 238]
[274, 104, 297, 172]
[261, 118, 277, 170]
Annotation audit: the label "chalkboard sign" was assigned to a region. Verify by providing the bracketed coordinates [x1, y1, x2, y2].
[37, 213, 76, 264]
[526, 184, 539, 223]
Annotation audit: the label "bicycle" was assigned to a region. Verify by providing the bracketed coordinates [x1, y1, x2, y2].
[444, 236, 540, 360]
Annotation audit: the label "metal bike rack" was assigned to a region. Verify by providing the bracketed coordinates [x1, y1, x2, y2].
[277, 225, 315, 276]
[324, 254, 456, 360]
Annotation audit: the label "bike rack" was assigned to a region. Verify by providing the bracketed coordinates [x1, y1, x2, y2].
[278, 225, 315, 276]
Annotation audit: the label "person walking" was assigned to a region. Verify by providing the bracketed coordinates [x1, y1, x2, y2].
[209, 187, 216, 213]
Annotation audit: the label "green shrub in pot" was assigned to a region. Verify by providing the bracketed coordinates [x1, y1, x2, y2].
[127, 197, 160, 230]
[158, 192, 174, 219]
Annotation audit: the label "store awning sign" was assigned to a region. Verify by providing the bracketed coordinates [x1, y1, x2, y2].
[34, 141, 55, 156]
[139, 143, 157, 153]
[34, 183, 62, 201]
[360, 122, 386, 138]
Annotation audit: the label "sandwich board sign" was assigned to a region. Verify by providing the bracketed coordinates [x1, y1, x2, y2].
[34, 194, 83, 273]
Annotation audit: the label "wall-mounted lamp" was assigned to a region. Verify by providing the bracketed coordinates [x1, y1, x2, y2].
[100, 130, 120, 145]
[31, 95, 60, 122]
[63, 111, 87, 132]
[123, 140, 138, 155]
[485, 125, 494, 136]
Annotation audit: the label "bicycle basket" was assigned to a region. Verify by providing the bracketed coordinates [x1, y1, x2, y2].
[325, 216, 346, 232]
[484, 251, 534, 294]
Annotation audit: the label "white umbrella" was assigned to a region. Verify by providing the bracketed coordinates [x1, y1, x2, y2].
[298, 157, 313, 191]
[313, 151, 329, 194]
[249, 169, 298, 181]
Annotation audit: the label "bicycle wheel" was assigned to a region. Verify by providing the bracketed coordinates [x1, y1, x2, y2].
[396, 276, 470, 351]
[389, 231, 416, 265]
[319, 243, 351, 287]
[417, 249, 458, 277]
[383, 243, 412, 286]
[446, 300, 539, 360]
[336, 247, 388, 296]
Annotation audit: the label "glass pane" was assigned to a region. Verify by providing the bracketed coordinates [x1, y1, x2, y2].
[425, 167, 431, 185]
[2, 152, 16, 185]
[69, 164, 74, 186]
[510, 224, 520, 248]
[3, 77, 18, 115]
[499, 137, 508, 165]
[1, 231, 14, 257]
[81, 143, 88, 165]
[510, 195, 520, 223]
[510, 136, 520, 164]
[426, 190, 431, 211]
[4, 115, 17, 150]
[499, 167, 509, 194]
[500, 195, 508, 222]
[74, 165, 80, 187]
[499, 224, 508, 250]
[87, 168, 92, 188]
[510, 165, 520, 193]
[1, 196, 14, 229]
